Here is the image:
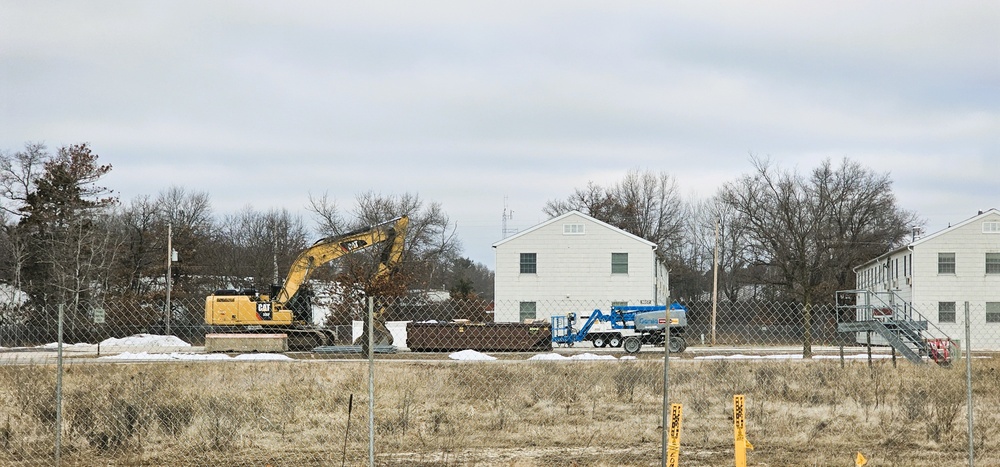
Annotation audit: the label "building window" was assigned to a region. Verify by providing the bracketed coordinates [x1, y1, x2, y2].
[938, 253, 956, 274]
[984, 221, 1000, 233]
[938, 302, 956, 323]
[519, 301, 537, 321]
[520, 253, 536, 274]
[986, 302, 1000, 323]
[563, 224, 585, 235]
[987, 253, 1000, 274]
[611, 253, 629, 274]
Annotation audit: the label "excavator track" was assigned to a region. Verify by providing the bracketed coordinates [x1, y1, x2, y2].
[283, 328, 336, 351]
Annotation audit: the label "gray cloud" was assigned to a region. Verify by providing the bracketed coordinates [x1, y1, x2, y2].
[2, 0, 997, 267]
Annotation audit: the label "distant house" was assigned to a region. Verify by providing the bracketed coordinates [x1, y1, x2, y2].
[853, 208, 1000, 350]
[491, 211, 669, 323]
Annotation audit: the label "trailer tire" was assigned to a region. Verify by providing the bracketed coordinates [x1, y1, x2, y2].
[592, 336, 607, 348]
[608, 335, 622, 348]
[623, 336, 642, 354]
[667, 336, 687, 353]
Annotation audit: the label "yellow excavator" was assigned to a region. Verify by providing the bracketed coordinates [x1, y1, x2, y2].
[204, 216, 408, 350]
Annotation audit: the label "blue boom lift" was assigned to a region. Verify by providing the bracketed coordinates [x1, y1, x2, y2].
[551, 304, 688, 354]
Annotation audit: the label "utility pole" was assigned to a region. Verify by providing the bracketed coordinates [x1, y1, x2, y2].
[165, 211, 181, 335]
[711, 219, 719, 346]
[273, 237, 280, 286]
[165, 220, 172, 335]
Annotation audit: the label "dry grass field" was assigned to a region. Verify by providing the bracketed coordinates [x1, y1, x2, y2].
[1, 355, 998, 466]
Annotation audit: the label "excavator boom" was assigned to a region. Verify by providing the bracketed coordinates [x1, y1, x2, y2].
[275, 216, 409, 305]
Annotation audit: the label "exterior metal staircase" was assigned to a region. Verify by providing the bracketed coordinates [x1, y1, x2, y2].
[836, 289, 952, 365]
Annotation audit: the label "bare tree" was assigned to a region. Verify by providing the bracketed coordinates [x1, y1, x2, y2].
[307, 192, 346, 237]
[215, 206, 309, 292]
[719, 155, 920, 357]
[0, 143, 118, 341]
[688, 196, 758, 302]
[544, 168, 685, 254]
[307, 191, 462, 323]
[0, 212, 30, 316]
[810, 158, 920, 290]
[112, 195, 160, 297]
[0, 142, 47, 220]
[310, 191, 461, 289]
[544, 181, 619, 221]
[153, 187, 216, 298]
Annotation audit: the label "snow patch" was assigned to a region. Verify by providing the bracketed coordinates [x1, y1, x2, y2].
[569, 353, 617, 361]
[528, 353, 569, 361]
[40, 334, 191, 349]
[694, 353, 893, 361]
[448, 349, 496, 361]
[101, 352, 227, 361]
[529, 353, 623, 361]
[101, 334, 191, 347]
[101, 352, 292, 361]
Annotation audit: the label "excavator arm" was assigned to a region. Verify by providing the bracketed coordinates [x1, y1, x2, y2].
[205, 215, 409, 349]
[274, 216, 409, 306]
[357, 215, 410, 348]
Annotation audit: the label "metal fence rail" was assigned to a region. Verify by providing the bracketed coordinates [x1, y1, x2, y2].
[0, 298, 992, 466]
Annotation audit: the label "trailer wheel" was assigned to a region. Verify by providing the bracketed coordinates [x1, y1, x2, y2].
[623, 336, 642, 354]
[608, 335, 622, 348]
[592, 336, 607, 348]
[667, 336, 687, 353]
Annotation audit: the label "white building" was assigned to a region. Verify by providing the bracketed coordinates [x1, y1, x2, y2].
[853, 208, 1000, 350]
[491, 211, 669, 323]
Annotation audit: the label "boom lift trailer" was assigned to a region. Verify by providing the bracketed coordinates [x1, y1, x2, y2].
[551, 304, 688, 354]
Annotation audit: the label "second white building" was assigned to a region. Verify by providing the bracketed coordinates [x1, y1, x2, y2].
[492, 211, 669, 323]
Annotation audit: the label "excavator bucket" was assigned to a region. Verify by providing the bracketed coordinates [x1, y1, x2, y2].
[354, 317, 395, 347]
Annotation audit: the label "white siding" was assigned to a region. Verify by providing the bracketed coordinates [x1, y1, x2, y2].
[493, 212, 664, 323]
[853, 210, 1000, 350]
[911, 213, 1000, 304]
[911, 211, 1000, 348]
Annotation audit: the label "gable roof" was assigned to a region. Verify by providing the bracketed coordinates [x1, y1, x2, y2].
[855, 208, 1000, 270]
[909, 207, 1000, 247]
[491, 210, 657, 249]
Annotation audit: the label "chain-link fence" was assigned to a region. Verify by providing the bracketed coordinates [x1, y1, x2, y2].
[0, 297, 996, 466]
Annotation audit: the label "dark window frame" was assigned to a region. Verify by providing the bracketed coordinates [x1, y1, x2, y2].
[519, 301, 537, 321]
[938, 253, 956, 274]
[986, 253, 1000, 274]
[611, 252, 629, 274]
[520, 253, 537, 274]
[938, 301, 956, 323]
[987, 302, 1000, 324]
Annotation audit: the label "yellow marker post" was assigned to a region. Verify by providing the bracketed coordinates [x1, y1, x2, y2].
[666, 403, 682, 467]
[734, 395, 754, 467]
[855, 451, 867, 466]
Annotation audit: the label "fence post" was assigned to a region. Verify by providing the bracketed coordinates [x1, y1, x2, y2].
[368, 296, 375, 467]
[965, 301, 974, 467]
[866, 331, 872, 369]
[56, 304, 64, 466]
[661, 304, 671, 467]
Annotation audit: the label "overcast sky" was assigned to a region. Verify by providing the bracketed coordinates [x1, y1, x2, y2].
[2, 1, 997, 268]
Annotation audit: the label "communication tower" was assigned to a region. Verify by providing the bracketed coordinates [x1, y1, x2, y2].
[502, 197, 518, 238]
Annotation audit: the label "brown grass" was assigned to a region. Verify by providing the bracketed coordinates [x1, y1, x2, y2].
[0, 356, 995, 466]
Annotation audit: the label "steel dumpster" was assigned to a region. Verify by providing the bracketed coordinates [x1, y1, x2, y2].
[406, 322, 552, 352]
